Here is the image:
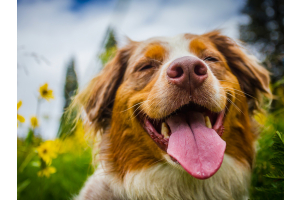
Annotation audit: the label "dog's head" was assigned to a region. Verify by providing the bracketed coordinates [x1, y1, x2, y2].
[75, 30, 270, 180]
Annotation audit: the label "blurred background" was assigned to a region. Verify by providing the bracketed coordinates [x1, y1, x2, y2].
[17, 0, 284, 199]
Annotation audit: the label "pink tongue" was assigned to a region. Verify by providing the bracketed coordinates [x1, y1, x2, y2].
[166, 111, 226, 179]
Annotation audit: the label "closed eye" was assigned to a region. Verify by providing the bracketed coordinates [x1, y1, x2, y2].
[204, 56, 218, 62]
[139, 64, 154, 71]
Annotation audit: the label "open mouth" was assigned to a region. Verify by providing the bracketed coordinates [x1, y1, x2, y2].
[140, 103, 226, 179]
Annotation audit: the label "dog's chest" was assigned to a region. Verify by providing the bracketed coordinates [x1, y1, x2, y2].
[76, 155, 250, 200]
[111, 155, 250, 200]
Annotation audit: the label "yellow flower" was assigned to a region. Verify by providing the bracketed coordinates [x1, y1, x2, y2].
[30, 116, 39, 129]
[74, 120, 87, 147]
[39, 83, 54, 101]
[58, 120, 89, 153]
[37, 140, 58, 165]
[57, 138, 73, 154]
[37, 166, 56, 178]
[254, 112, 267, 125]
[17, 101, 25, 127]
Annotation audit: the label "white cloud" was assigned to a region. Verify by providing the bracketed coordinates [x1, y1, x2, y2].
[17, 0, 245, 139]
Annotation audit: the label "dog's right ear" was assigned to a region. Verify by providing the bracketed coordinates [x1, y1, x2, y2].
[76, 43, 136, 132]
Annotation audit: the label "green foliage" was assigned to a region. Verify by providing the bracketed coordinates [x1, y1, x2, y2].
[105, 30, 117, 50]
[250, 112, 284, 200]
[57, 109, 78, 138]
[17, 139, 93, 200]
[99, 46, 117, 66]
[264, 132, 284, 181]
[100, 29, 117, 66]
[25, 128, 34, 146]
[270, 77, 284, 113]
[57, 58, 78, 138]
[17, 179, 30, 199]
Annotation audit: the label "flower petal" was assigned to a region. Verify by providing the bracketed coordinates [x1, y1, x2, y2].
[37, 166, 56, 178]
[30, 116, 39, 128]
[17, 101, 22, 110]
[17, 114, 25, 123]
[39, 83, 55, 101]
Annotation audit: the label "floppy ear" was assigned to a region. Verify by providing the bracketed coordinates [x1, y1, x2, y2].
[205, 30, 271, 112]
[76, 44, 135, 132]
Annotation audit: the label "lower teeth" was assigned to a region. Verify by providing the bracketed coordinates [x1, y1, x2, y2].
[161, 122, 170, 138]
[205, 116, 212, 128]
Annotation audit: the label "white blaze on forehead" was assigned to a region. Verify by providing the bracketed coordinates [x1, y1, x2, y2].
[167, 34, 193, 60]
[158, 34, 196, 78]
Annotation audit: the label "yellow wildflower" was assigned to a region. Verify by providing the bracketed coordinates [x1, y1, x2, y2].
[254, 112, 267, 125]
[57, 137, 73, 154]
[37, 166, 56, 178]
[39, 83, 54, 101]
[17, 101, 25, 127]
[30, 116, 39, 129]
[74, 120, 87, 147]
[37, 140, 58, 165]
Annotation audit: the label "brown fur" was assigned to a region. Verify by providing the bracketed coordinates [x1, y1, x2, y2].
[144, 43, 166, 62]
[74, 30, 271, 198]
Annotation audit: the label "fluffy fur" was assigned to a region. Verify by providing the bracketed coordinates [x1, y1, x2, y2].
[73, 30, 271, 200]
[76, 155, 250, 200]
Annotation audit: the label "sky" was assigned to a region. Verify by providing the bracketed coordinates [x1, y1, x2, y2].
[17, 0, 248, 139]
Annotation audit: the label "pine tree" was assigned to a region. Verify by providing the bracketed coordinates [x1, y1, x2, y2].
[105, 29, 117, 51]
[99, 28, 118, 66]
[57, 58, 78, 137]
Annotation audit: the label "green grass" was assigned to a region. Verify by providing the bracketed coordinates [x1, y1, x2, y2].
[250, 110, 284, 200]
[17, 147, 93, 200]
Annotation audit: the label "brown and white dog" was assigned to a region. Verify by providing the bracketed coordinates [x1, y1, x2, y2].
[74, 31, 270, 200]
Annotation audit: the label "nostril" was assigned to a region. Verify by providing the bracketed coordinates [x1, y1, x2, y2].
[194, 64, 207, 76]
[174, 67, 183, 78]
[167, 66, 184, 78]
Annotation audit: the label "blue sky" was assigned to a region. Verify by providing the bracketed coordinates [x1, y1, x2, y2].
[17, 0, 248, 139]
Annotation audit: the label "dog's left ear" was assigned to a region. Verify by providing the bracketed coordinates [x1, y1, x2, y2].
[205, 30, 272, 112]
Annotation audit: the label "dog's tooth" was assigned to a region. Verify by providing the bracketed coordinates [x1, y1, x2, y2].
[161, 122, 170, 138]
[205, 116, 212, 128]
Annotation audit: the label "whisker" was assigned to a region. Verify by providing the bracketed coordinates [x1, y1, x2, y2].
[220, 87, 257, 100]
[131, 100, 156, 120]
[120, 102, 145, 113]
[130, 99, 153, 119]
[204, 92, 223, 111]
[227, 98, 244, 115]
[225, 91, 242, 103]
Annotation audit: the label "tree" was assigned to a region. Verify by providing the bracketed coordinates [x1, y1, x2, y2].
[240, 0, 283, 82]
[239, 0, 284, 111]
[57, 58, 78, 137]
[105, 29, 117, 51]
[99, 28, 118, 66]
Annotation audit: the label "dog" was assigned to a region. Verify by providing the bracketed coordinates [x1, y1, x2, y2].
[74, 30, 270, 200]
